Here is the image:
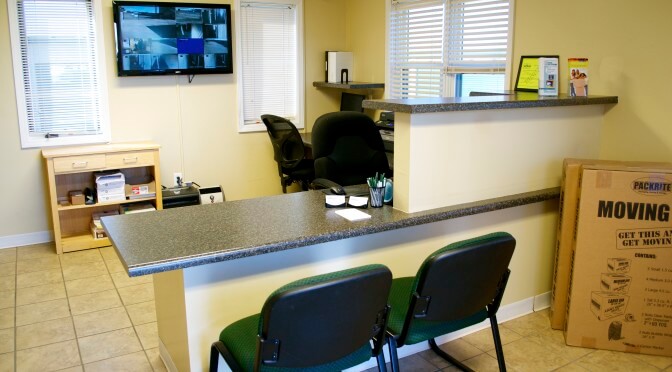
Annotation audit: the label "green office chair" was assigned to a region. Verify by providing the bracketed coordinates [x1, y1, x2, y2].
[386, 232, 516, 372]
[210, 264, 393, 372]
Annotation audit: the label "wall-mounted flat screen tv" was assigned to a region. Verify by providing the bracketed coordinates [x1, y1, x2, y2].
[113, 1, 233, 76]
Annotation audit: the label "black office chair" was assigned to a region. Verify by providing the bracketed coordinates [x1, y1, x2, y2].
[386, 232, 516, 372]
[311, 111, 390, 188]
[261, 114, 314, 193]
[210, 264, 393, 372]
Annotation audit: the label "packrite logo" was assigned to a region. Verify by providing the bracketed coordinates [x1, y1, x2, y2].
[631, 177, 672, 195]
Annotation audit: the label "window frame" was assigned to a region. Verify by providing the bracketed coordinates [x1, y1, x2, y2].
[234, 0, 305, 133]
[7, 0, 111, 149]
[386, 0, 514, 99]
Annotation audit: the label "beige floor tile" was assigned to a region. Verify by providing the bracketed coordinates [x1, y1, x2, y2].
[126, 300, 157, 325]
[0, 352, 14, 372]
[83, 350, 153, 372]
[16, 298, 71, 326]
[461, 324, 523, 352]
[104, 257, 126, 274]
[55, 366, 84, 372]
[60, 249, 103, 266]
[78, 327, 143, 364]
[501, 309, 551, 337]
[17, 243, 57, 260]
[68, 289, 122, 316]
[0, 262, 15, 277]
[145, 347, 168, 372]
[553, 362, 591, 371]
[574, 349, 660, 371]
[118, 283, 154, 306]
[462, 352, 501, 372]
[61, 261, 108, 281]
[135, 322, 159, 350]
[0, 307, 14, 329]
[16, 255, 60, 274]
[99, 246, 119, 261]
[16, 268, 63, 289]
[15, 339, 80, 372]
[525, 327, 594, 362]
[489, 335, 573, 372]
[111, 271, 153, 289]
[16, 282, 67, 306]
[0, 275, 15, 292]
[631, 352, 672, 369]
[0, 248, 16, 264]
[73, 306, 131, 337]
[16, 317, 76, 350]
[0, 290, 14, 310]
[0, 328, 13, 354]
[64, 274, 114, 297]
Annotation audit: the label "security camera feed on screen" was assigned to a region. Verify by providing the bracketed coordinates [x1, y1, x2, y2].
[113, 1, 232, 76]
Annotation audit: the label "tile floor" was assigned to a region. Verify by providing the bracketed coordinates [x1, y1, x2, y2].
[2, 243, 672, 371]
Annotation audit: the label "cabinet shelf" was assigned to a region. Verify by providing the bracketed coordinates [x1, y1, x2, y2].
[61, 233, 111, 253]
[313, 81, 384, 90]
[57, 196, 157, 212]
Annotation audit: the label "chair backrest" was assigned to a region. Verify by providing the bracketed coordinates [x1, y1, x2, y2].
[410, 232, 516, 324]
[260, 114, 305, 169]
[311, 111, 390, 186]
[256, 264, 392, 369]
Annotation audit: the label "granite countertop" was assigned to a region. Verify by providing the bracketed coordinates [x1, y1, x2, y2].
[362, 92, 618, 114]
[101, 187, 559, 277]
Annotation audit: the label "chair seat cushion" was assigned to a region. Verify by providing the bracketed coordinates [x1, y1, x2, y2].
[387, 277, 488, 345]
[219, 314, 373, 371]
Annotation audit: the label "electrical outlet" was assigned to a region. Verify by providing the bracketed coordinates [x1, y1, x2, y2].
[173, 172, 183, 187]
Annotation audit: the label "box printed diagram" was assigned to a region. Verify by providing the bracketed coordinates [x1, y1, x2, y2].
[607, 258, 631, 273]
[601, 273, 632, 292]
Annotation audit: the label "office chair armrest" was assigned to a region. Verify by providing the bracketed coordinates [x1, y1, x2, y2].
[310, 178, 345, 193]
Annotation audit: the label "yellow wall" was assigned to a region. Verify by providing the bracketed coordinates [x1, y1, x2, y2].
[513, 0, 672, 162]
[3, 0, 671, 244]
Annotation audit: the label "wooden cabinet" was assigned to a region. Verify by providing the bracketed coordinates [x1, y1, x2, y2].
[42, 143, 162, 254]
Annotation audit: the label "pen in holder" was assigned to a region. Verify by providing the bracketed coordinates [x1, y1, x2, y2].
[369, 186, 385, 208]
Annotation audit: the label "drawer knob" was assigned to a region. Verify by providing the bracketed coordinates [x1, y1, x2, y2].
[72, 161, 88, 168]
[123, 157, 139, 164]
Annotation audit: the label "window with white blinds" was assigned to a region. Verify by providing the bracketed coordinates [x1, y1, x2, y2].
[8, 0, 110, 148]
[389, 0, 512, 99]
[237, 1, 303, 132]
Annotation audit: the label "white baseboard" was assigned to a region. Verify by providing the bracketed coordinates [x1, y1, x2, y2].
[0, 230, 52, 249]
[534, 291, 551, 311]
[345, 295, 540, 371]
[159, 339, 178, 372]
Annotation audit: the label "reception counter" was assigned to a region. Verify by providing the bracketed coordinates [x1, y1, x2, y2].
[103, 92, 616, 371]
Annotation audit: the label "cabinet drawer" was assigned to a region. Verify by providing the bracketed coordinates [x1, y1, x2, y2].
[106, 151, 155, 168]
[53, 154, 106, 174]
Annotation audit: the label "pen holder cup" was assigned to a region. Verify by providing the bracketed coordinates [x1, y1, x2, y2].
[369, 186, 385, 208]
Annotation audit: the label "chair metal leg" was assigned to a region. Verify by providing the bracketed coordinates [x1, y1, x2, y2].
[428, 338, 474, 372]
[210, 342, 221, 372]
[376, 350, 388, 372]
[387, 336, 400, 372]
[489, 315, 507, 372]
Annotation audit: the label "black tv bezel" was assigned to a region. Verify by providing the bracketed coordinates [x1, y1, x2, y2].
[112, 0, 233, 77]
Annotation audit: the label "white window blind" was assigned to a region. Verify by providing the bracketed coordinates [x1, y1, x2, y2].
[8, 0, 110, 148]
[445, 0, 510, 73]
[389, 0, 445, 98]
[239, 2, 299, 128]
[389, 0, 511, 98]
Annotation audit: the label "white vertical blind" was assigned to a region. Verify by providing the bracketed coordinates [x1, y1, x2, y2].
[13, 0, 108, 146]
[240, 2, 297, 125]
[445, 0, 510, 73]
[389, 0, 446, 98]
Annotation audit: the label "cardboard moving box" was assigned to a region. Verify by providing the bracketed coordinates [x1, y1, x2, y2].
[565, 164, 672, 357]
[550, 159, 672, 330]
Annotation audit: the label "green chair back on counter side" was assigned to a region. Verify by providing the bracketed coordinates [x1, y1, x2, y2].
[386, 232, 516, 372]
[210, 264, 393, 372]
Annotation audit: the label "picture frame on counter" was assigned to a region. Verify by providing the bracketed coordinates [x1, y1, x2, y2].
[514, 55, 559, 92]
